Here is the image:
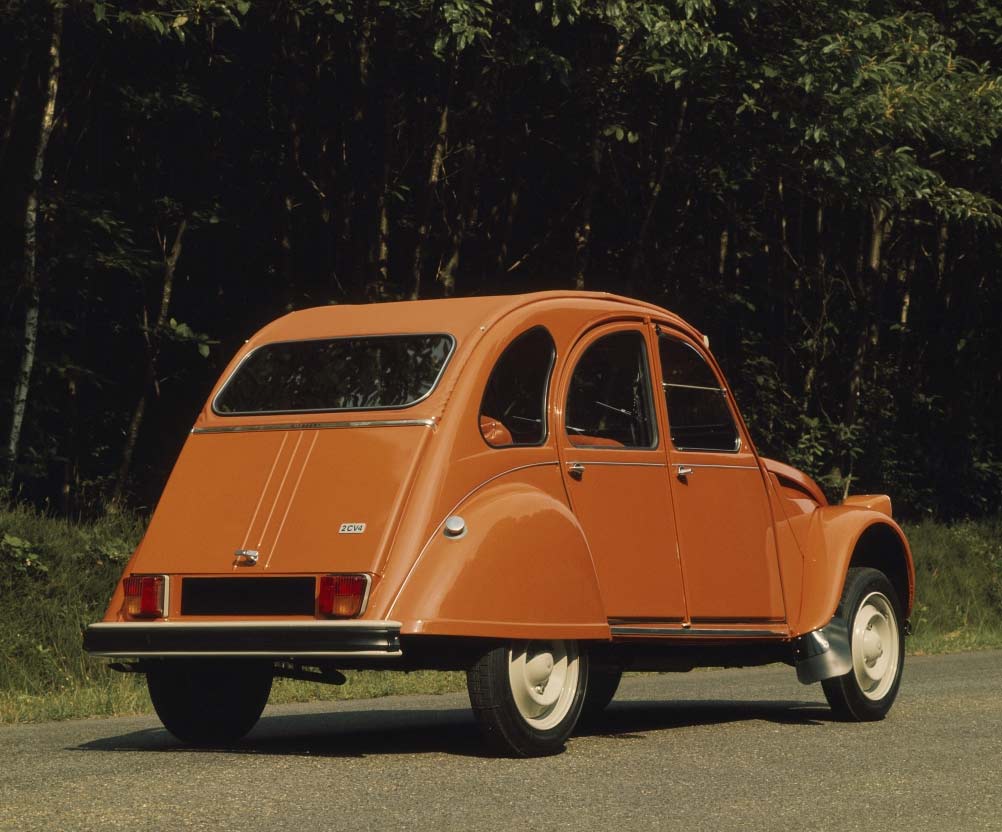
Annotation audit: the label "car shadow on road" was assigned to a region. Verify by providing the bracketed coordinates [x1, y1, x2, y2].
[70, 697, 833, 758]
[578, 698, 834, 741]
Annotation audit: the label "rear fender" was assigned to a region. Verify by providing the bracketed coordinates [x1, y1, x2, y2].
[386, 468, 609, 641]
[798, 504, 914, 636]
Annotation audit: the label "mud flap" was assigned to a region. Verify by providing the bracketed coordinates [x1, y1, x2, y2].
[794, 617, 852, 684]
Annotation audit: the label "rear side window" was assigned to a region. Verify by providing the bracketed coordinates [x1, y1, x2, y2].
[214, 334, 454, 415]
[658, 336, 740, 452]
[565, 330, 657, 449]
[479, 327, 555, 447]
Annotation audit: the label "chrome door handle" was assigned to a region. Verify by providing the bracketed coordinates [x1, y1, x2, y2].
[676, 466, 693, 480]
[568, 462, 585, 480]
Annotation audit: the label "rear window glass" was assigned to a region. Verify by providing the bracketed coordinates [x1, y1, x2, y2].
[214, 334, 454, 415]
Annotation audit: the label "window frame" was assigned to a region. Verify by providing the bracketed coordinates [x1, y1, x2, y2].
[562, 326, 660, 451]
[656, 331, 742, 455]
[211, 332, 457, 417]
[477, 325, 557, 449]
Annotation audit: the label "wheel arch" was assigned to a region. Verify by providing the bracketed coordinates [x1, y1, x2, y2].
[799, 506, 914, 635]
[386, 465, 610, 641]
[847, 522, 914, 620]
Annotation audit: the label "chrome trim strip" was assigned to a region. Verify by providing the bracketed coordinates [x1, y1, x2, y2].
[87, 620, 401, 630]
[672, 462, 758, 471]
[192, 419, 435, 435]
[90, 650, 403, 659]
[611, 626, 783, 637]
[663, 382, 723, 394]
[568, 461, 666, 468]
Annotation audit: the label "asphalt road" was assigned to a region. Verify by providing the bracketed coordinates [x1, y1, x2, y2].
[1, 651, 1000, 832]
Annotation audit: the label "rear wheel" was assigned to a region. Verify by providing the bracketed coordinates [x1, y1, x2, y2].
[822, 567, 904, 721]
[582, 666, 622, 716]
[147, 660, 273, 745]
[467, 640, 587, 757]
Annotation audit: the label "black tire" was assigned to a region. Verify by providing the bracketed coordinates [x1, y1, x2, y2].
[467, 640, 588, 757]
[822, 567, 905, 721]
[582, 666, 622, 716]
[147, 660, 273, 745]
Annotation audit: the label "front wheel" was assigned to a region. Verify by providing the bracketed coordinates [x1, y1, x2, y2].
[822, 567, 904, 721]
[147, 660, 273, 745]
[467, 640, 588, 757]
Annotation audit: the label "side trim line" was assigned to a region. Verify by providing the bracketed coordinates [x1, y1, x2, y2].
[671, 463, 759, 471]
[567, 461, 666, 469]
[611, 626, 783, 638]
[192, 419, 435, 435]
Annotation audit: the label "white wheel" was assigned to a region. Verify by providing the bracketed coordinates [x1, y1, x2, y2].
[823, 567, 905, 721]
[507, 641, 581, 730]
[850, 591, 900, 701]
[467, 639, 588, 756]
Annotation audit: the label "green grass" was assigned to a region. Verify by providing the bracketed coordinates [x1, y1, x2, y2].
[904, 516, 1002, 653]
[1, 504, 999, 724]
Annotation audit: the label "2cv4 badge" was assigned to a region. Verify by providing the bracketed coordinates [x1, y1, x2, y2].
[338, 523, 366, 534]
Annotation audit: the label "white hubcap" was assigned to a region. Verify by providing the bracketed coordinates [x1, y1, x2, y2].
[508, 641, 580, 730]
[851, 592, 900, 701]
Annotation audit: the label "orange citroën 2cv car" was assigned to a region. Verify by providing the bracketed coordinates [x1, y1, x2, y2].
[85, 291, 914, 757]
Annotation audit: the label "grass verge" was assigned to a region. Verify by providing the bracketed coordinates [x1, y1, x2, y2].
[1, 504, 999, 723]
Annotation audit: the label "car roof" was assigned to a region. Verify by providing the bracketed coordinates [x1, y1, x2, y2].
[247, 290, 693, 348]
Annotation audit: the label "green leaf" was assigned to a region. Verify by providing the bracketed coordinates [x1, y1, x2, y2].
[197, 343, 210, 358]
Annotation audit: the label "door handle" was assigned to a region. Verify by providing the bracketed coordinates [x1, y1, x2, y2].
[676, 466, 693, 480]
[568, 462, 585, 480]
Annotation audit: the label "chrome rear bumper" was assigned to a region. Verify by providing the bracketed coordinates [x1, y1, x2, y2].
[83, 620, 402, 659]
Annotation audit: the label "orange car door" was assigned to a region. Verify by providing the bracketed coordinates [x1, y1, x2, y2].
[655, 330, 786, 623]
[556, 323, 687, 621]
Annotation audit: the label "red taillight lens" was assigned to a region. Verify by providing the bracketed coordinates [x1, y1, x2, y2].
[318, 575, 368, 618]
[123, 575, 166, 618]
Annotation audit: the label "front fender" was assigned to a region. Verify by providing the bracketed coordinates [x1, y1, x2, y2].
[797, 505, 914, 635]
[386, 465, 609, 640]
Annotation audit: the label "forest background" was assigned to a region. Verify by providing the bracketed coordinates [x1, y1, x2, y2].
[2, 0, 1001, 517]
[2, 0, 1001, 720]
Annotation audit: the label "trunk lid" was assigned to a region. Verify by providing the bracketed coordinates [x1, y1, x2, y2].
[131, 424, 431, 576]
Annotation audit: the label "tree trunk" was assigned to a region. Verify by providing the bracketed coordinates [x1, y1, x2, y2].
[629, 98, 688, 285]
[4, 5, 63, 488]
[494, 176, 522, 278]
[369, 97, 394, 300]
[0, 47, 30, 170]
[717, 228, 729, 280]
[845, 204, 888, 427]
[437, 139, 478, 296]
[573, 132, 603, 290]
[111, 219, 189, 505]
[410, 100, 449, 299]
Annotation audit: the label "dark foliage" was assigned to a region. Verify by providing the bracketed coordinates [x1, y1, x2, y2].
[1, 0, 1000, 517]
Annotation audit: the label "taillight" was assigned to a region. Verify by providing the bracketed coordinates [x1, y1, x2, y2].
[318, 574, 369, 618]
[123, 575, 166, 619]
